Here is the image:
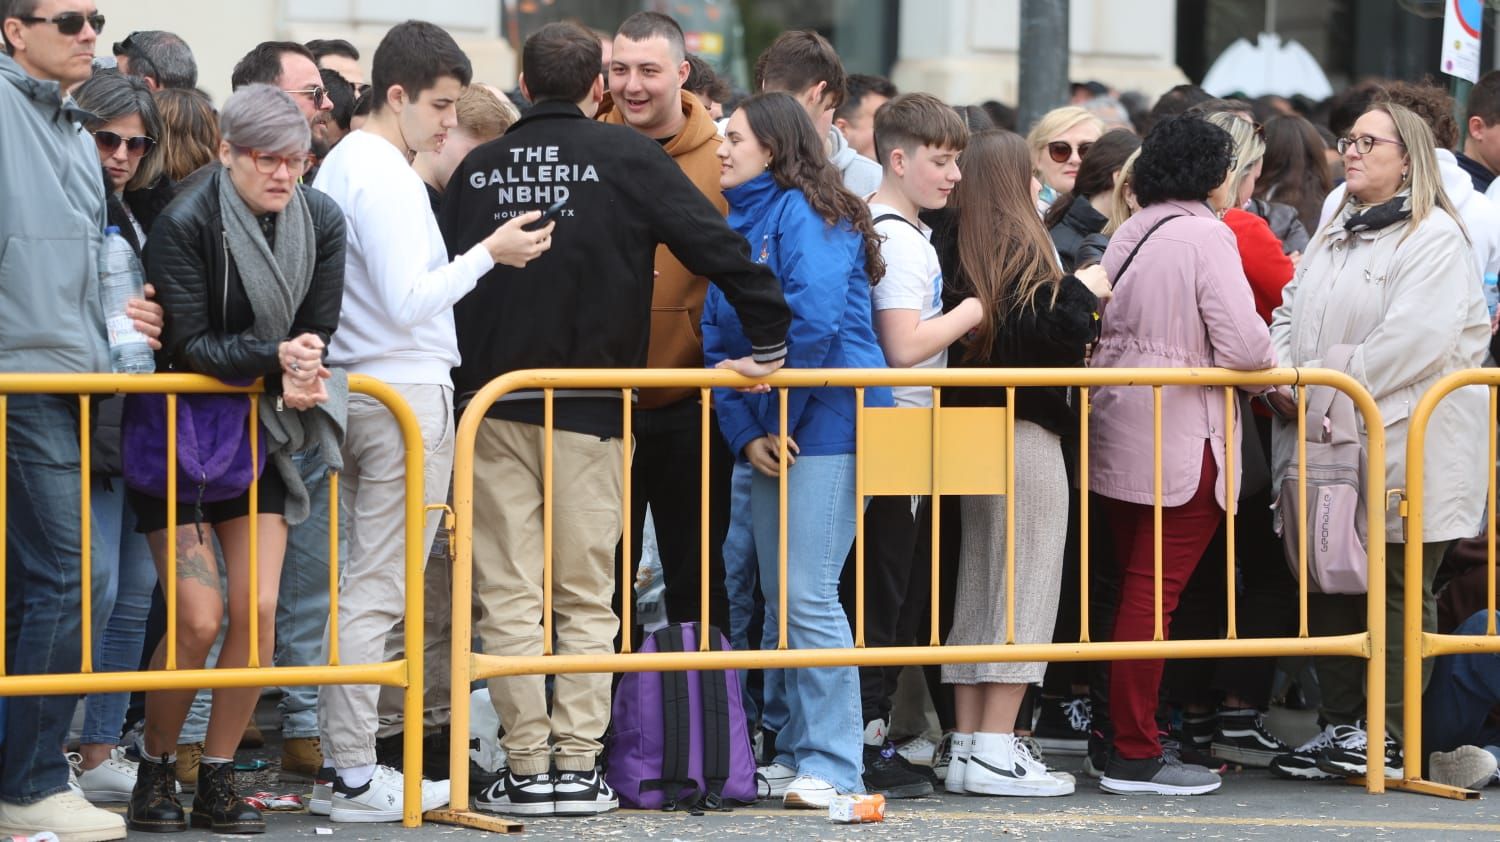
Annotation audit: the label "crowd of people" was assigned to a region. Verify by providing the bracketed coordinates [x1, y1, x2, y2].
[6, 0, 1500, 839]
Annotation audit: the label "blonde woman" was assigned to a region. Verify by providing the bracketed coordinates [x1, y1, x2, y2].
[1027, 106, 1105, 213]
[1266, 101, 1490, 781]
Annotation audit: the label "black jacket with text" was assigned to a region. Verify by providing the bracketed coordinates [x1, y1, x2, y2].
[438, 100, 790, 438]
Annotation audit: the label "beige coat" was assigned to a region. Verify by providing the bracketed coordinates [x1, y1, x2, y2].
[1270, 202, 1490, 543]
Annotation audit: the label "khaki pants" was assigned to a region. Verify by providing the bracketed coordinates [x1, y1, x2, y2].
[473, 418, 622, 775]
[318, 383, 454, 769]
[375, 529, 453, 739]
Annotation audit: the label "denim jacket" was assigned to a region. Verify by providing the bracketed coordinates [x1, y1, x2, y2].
[702, 173, 891, 459]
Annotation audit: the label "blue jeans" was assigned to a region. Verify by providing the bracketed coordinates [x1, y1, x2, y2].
[80, 477, 156, 745]
[274, 450, 337, 739]
[750, 454, 864, 793]
[2, 395, 105, 803]
[1424, 610, 1500, 754]
[723, 462, 761, 721]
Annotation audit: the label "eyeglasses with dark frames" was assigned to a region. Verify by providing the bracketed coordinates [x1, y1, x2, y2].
[92, 130, 155, 158]
[231, 144, 312, 177]
[282, 86, 327, 110]
[16, 11, 104, 37]
[1047, 140, 1094, 164]
[1336, 135, 1406, 156]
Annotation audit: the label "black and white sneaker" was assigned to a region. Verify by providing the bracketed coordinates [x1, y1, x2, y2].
[1033, 696, 1091, 758]
[1268, 725, 1341, 781]
[1315, 722, 1403, 779]
[552, 769, 618, 816]
[476, 770, 555, 816]
[1211, 708, 1290, 768]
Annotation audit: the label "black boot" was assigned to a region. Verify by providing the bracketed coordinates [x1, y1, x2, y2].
[190, 760, 265, 834]
[128, 752, 187, 833]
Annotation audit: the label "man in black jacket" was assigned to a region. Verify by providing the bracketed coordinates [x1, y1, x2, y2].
[438, 21, 789, 818]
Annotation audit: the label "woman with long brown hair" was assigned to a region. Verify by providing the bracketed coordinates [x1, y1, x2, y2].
[926, 129, 1110, 797]
[703, 91, 891, 808]
[1253, 113, 1332, 240]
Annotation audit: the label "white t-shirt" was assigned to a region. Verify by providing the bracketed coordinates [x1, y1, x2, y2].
[869, 203, 945, 408]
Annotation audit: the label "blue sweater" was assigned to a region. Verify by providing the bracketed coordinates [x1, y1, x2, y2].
[702, 173, 891, 459]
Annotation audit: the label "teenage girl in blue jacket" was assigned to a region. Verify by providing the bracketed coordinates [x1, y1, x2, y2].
[702, 92, 891, 807]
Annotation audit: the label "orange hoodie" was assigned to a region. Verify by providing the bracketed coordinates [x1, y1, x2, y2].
[597, 90, 727, 409]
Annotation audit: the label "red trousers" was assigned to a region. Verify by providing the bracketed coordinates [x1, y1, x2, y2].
[1105, 443, 1224, 760]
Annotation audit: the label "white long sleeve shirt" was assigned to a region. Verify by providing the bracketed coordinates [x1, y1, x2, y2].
[313, 130, 494, 385]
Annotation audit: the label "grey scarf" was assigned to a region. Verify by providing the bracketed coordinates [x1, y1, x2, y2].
[218, 169, 347, 525]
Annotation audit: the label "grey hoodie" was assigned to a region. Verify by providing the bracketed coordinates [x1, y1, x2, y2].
[0, 53, 109, 373]
[828, 125, 882, 196]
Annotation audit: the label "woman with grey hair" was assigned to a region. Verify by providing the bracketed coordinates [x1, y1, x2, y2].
[126, 84, 346, 835]
[67, 70, 182, 805]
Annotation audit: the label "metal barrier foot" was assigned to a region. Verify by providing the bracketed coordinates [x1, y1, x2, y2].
[1349, 776, 1482, 800]
[425, 809, 525, 832]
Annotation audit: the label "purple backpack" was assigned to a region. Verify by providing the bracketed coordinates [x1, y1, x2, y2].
[121, 388, 267, 505]
[606, 624, 757, 809]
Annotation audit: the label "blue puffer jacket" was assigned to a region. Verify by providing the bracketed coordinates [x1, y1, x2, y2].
[702, 172, 891, 459]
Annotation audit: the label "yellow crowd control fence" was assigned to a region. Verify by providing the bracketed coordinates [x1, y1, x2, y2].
[446, 366, 1391, 828]
[0, 373, 431, 827]
[1400, 369, 1500, 800]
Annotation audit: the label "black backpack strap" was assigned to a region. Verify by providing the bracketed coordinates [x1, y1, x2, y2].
[873, 212, 924, 235]
[1112, 214, 1185, 290]
[656, 625, 699, 811]
[698, 625, 733, 810]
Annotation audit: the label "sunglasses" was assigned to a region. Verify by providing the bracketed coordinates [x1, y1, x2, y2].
[92, 130, 155, 158]
[282, 86, 327, 110]
[16, 11, 104, 37]
[1047, 140, 1093, 164]
[232, 144, 312, 177]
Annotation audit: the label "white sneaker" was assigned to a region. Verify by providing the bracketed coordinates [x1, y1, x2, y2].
[964, 733, 1073, 797]
[933, 732, 955, 782]
[1015, 736, 1077, 785]
[895, 735, 938, 768]
[308, 766, 334, 816]
[757, 761, 797, 799]
[1429, 745, 1499, 791]
[945, 733, 973, 794]
[0, 790, 126, 841]
[783, 774, 837, 809]
[69, 748, 140, 803]
[330, 765, 449, 823]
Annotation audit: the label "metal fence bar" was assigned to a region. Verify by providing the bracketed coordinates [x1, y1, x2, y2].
[854, 386, 867, 649]
[620, 388, 633, 652]
[1152, 385, 1164, 641]
[0, 373, 429, 824]
[79, 396, 93, 673]
[1223, 387, 1238, 640]
[446, 365, 1391, 808]
[700, 387, 711, 648]
[1079, 386, 1091, 643]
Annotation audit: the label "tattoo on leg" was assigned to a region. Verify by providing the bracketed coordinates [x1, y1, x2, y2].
[176, 528, 221, 589]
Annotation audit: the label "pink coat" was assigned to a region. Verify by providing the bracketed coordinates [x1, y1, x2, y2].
[1089, 200, 1276, 510]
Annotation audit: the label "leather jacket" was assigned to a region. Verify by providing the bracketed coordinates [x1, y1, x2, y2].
[144, 167, 344, 384]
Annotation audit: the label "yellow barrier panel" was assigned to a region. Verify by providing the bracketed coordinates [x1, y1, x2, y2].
[446, 365, 1390, 822]
[1398, 369, 1500, 800]
[0, 373, 430, 827]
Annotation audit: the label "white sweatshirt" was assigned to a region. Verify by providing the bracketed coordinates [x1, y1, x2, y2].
[312, 130, 494, 385]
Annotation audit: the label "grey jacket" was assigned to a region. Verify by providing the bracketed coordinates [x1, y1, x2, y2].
[827, 126, 881, 196]
[0, 53, 109, 373]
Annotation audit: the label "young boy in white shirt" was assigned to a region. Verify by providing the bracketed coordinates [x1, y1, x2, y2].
[852, 93, 979, 798]
[310, 19, 552, 823]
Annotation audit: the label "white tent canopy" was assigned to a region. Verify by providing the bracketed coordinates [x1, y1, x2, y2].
[1201, 32, 1334, 100]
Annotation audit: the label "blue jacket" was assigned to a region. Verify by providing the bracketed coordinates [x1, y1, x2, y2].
[702, 173, 891, 459]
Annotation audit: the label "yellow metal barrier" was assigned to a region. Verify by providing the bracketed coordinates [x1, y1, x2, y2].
[445, 365, 1390, 825]
[1399, 368, 1500, 800]
[0, 373, 431, 827]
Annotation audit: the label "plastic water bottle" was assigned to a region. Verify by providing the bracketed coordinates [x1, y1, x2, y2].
[1485, 272, 1499, 319]
[99, 226, 155, 373]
